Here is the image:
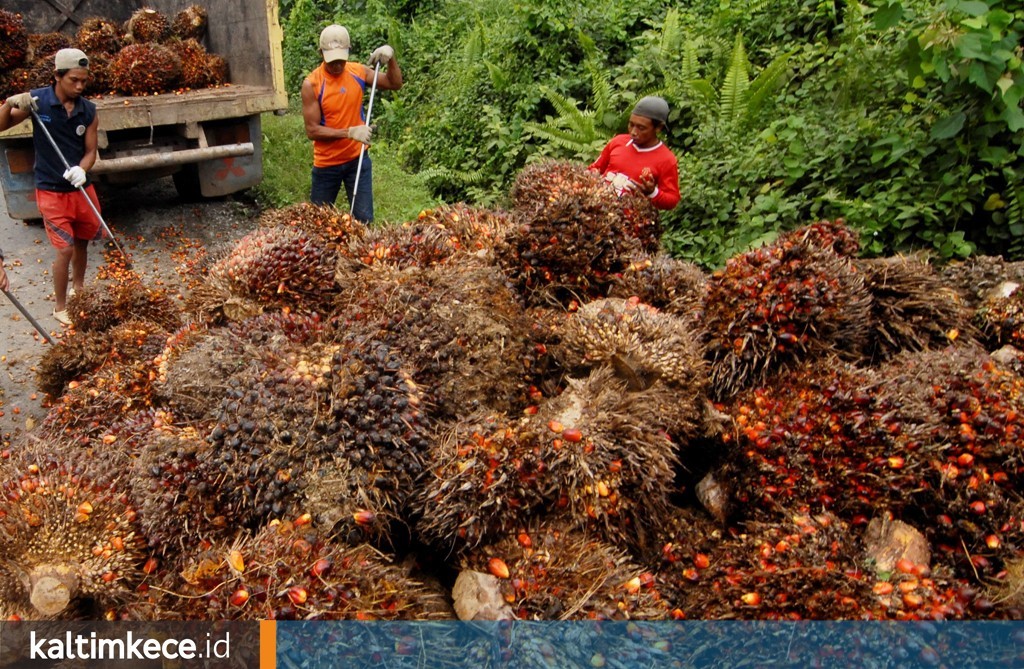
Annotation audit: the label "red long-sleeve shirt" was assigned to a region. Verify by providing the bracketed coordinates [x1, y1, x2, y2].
[589, 134, 680, 210]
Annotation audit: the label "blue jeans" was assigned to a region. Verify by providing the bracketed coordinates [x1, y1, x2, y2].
[310, 153, 373, 223]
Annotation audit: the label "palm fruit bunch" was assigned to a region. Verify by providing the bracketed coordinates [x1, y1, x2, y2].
[496, 160, 651, 305]
[0, 68, 31, 100]
[171, 38, 226, 90]
[28, 32, 73, 62]
[110, 43, 181, 95]
[172, 5, 208, 42]
[415, 414, 549, 553]
[130, 420, 239, 552]
[974, 280, 1024, 348]
[298, 335, 431, 542]
[207, 225, 339, 312]
[0, 10, 28, 70]
[412, 203, 514, 257]
[856, 255, 973, 362]
[721, 361, 900, 526]
[702, 220, 872, 399]
[558, 297, 707, 438]
[462, 522, 668, 620]
[869, 346, 1024, 586]
[165, 519, 451, 620]
[83, 52, 112, 95]
[124, 8, 170, 44]
[259, 202, 368, 249]
[526, 366, 682, 551]
[0, 445, 151, 619]
[26, 55, 56, 88]
[35, 317, 170, 399]
[64, 278, 181, 334]
[779, 218, 862, 258]
[337, 262, 531, 421]
[76, 17, 123, 55]
[608, 251, 707, 320]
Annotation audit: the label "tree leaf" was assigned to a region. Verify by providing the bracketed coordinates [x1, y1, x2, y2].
[930, 112, 966, 139]
[873, 2, 904, 30]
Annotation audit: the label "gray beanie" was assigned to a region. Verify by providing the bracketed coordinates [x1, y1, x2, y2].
[632, 96, 669, 126]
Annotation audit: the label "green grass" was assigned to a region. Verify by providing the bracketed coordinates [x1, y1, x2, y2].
[257, 108, 440, 224]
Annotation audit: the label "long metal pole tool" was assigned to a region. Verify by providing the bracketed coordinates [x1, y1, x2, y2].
[2, 288, 56, 345]
[29, 108, 132, 269]
[350, 62, 381, 215]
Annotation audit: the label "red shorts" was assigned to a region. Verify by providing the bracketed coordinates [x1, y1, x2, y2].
[36, 186, 105, 249]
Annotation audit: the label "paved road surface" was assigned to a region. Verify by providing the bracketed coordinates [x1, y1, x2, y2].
[0, 178, 259, 449]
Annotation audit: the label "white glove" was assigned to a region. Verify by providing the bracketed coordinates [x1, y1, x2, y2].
[368, 45, 394, 67]
[347, 125, 373, 145]
[63, 166, 87, 188]
[5, 93, 38, 113]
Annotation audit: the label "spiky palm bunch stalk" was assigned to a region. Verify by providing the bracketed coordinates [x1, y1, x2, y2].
[856, 254, 973, 362]
[462, 521, 668, 620]
[702, 221, 871, 399]
[0, 445, 151, 618]
[165, 520, 451, 620]
[64, 276, 182, 334]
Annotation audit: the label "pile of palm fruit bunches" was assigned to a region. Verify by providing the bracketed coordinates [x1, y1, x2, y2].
[0, 5, 227, 99]
[3, 158, 1024, 636]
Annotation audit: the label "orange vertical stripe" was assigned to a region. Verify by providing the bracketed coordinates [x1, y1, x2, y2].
[260, 620, 276, 669]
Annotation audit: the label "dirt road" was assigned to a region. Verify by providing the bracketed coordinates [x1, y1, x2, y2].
[0, 178, 260, 449]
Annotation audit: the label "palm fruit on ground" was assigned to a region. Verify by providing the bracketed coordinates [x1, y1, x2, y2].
[110, 43, 181, 95]
[525, 366, 682, 552]
[856, 254, 974, 362]
[415, 413, 548, 554]
[608, 251, 707, 321]
[558, 297, 707, 438]
[702, 220, 872, 399]
[172, 5, 208, 42]
[124, 8, 170, 44]
[76, 17, 123, 55]
[0, 444, 151, 619]
[164, 520, 451, 620]
[207, 224, 339, 312]
[462, 521, 668, 620]
[496, 160, 652, 306]
[336, 261, 532, 421]
[0, 10, 28, 70]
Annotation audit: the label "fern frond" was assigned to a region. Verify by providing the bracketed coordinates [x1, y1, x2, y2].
[719, 34, 750, 127]
[660, 8, 683, 55]
[680, 36, 701, 82]
[579, 32, 613, 119]
[744, 50, 793, 121]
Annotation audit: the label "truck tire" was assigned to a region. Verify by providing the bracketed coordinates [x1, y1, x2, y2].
[172, 165, 202, 201]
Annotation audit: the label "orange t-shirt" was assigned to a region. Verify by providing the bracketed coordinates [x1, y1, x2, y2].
[306, 62, 369, 167]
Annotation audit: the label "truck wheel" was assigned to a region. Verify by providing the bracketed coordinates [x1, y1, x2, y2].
[172, 165, 202, 201]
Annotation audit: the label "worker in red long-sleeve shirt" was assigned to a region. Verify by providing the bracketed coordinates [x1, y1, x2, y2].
[589, 96, 680, 210]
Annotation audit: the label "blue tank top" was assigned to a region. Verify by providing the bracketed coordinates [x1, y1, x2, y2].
[30, 85, 96, 192]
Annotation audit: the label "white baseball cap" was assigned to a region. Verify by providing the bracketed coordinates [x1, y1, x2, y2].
[319, 25, 350, 63]
[55, 48, 90, 71]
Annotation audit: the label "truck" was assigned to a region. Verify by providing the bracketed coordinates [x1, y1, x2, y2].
[0, 0, 288, 219]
